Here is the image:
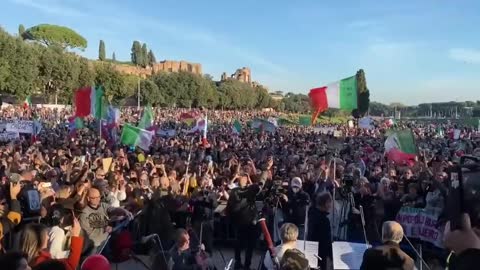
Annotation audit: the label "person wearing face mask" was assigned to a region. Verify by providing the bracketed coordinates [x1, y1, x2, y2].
[281, 177, 310, 240]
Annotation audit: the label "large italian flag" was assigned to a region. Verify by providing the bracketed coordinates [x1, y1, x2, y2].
[74, 86, 105, 119]
[120, 124, 154, 150]
[309, 76, 358, 124]
[384, 130, 417, 164]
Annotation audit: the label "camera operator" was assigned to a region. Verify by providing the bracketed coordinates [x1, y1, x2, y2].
[190, 176, 218, 254]
[280, 177, 310, 240]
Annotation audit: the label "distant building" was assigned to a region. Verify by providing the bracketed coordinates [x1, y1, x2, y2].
[114, 60, 202, 78]
[220, 67, 253, 85]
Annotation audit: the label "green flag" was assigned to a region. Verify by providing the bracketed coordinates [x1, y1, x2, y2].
[138, 105, 154, 129]
[232, 120, 242, 134]
[299, 115, 311, 126]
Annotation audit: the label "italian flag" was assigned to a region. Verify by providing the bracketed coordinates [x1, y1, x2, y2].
[384, 130, 417, 164]
[309, 75, 358, 124]
[74, 86, 105, 119]
[232, 120, 242, 134]
[23, 96, 32, 109]
[120, 124, 154, 151]
[138, 105, 154, 129]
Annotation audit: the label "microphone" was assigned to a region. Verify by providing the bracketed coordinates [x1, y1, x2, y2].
[141, 233, 158, 244]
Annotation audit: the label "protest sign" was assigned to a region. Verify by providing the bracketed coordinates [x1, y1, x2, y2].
[396, 207, 443, 247]
[0, 131, 20, 142]
[6, 120, 34, 134]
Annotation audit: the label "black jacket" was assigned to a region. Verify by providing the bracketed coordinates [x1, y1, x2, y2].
[360, 241, 415, 270]
[226, 184, 260, 226]
[283, 190, 310, 226]
[449, 249, 480, 270]
[190, 188, 218, 223]
[307, 207, 331, 270]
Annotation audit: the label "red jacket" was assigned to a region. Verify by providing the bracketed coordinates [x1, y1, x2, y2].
[32, 236, 84, 270]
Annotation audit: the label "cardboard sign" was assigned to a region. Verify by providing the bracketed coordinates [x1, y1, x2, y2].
[102, 158, 113, 172]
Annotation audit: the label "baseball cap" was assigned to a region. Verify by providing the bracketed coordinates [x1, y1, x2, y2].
[291, 177, 302, 188]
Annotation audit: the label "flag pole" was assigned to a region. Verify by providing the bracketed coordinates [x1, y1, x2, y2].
[137, 78, 140, 109]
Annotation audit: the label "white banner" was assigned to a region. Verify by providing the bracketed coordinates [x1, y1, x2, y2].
[0, 131, 20, 141]
[6, 120, 34, 134]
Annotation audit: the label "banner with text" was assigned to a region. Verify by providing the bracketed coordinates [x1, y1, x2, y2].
[5, 120, 34, 134]
[396, 207, 443, 248]
[0, 131, 20, 142]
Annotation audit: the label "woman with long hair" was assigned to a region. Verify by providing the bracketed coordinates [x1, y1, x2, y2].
[19, 215, 83, 270]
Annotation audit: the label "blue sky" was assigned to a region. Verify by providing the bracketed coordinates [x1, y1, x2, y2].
[1, 0, 480, 105]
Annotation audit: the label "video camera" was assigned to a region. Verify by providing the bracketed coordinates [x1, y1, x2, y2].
[447, 155, 480, 230]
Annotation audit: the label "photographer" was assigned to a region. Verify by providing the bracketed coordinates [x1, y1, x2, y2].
[280, 177, 310, 240]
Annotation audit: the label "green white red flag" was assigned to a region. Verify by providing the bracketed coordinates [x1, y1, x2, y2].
[309, 75, 358, 124]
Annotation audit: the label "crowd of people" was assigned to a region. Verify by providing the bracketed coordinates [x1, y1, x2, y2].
[0, 105, 479, 270]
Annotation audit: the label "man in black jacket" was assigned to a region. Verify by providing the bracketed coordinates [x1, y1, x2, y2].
[282, 177, 310, 240]
[360, 221, 414, 270]
[226, 174, 261, 270]
[307, 192, 332, 270]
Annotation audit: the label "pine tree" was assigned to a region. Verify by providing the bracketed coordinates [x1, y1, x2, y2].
[147, 49, 156, 67]
[131, 41, 142, 65]
[18, 24, 25, 36]
[99, 40, 106, 61]
[141, 43, 148, 68]
[112, 52, 116, 62]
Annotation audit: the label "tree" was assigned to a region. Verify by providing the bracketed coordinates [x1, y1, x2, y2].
[94, 62, 126, 103]
[139, 79, 164, 105]
[352, 69, 370, 118]
[0, 28, 40, 98]
[112, 52, 116, 62]
[98, 40, 106, 61]
[18, 24, 25, 36]
[131, 41, 142, 65]
[147, 49, 156, 67]
[22, 24, 87, 50]
[141, 43, 148, 67]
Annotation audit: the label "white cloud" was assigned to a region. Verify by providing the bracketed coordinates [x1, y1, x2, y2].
[449, 48, 480, 64]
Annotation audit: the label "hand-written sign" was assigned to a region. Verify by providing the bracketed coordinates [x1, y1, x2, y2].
[396, 207, 443, 248]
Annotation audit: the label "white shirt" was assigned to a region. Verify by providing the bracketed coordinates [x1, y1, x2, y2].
[48, 226, 70, 259]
